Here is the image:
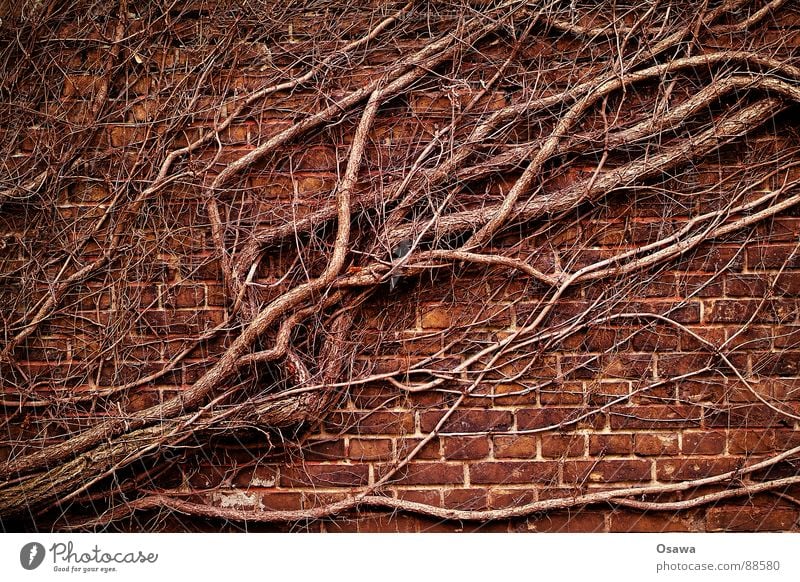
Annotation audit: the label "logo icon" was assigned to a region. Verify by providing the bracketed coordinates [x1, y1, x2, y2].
[20, 542, 46, 570]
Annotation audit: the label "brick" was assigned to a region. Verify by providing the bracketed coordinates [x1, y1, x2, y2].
[752, 351, 800, 376]
[706, 405, 794, 429]
[657, 352, 715, 377]
[563, 460, 652, 483]
[442, 436, 490, 460]
[348, 438, 393, 461]
[587, 381, 629, 405]
[279, 464, 369, 487]
[351, 513, 422, 533]
[677, 379, 724, 403]
[680, 326, 726, 351]
[747, 243, 800, 270]
[634, 433, 679, 456]
[678, 245, 744, 272]
[682, 431, 725, 455]
[470, 461, 559, 484]
[728, 429, 800, 454]
[725, 326, 773, 350]
[393, 489, 441, 507]
[324, 411, 415, 435]
[656, 458, 742, 481]
[589, 434, 633, 455]
[539, 383, 584, 405]
[705, 299, 797, 324]
[162, 285, 205, 309]
[707, 507, 798, 532]
[676, 274, 724, 298]
[258, 492, 303, 511]
[443, 488, 488, 511]
[523, 511, 607, 532]
[541, 434, 586, 458]
[488, 488, 537, 510]
[301, 439, 345, 461]
[380, 462, 463, 486]
[419, 409, 513, 433]
[725, 274, 770, 297]
[609, 405, 703, 429]
[608, 510, 697, 532]
[493, 435, 538, 459]
[396, 438, 441, 460]
[775, 272, 800, 296]
[516, 407, 604, 430]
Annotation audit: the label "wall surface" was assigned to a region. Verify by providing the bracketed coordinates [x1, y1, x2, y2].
[2, 0, 800, 532]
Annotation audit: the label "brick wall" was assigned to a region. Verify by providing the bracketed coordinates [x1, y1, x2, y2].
[2, 1, 800, 531]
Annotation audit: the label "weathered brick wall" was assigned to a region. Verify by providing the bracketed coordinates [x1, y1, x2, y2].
[2, 0, 800, 531]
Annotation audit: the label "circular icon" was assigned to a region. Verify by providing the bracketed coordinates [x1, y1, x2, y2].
[20, 542, 46, 570]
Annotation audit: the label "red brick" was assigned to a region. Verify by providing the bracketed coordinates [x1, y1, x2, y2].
[707, 507, 798, 532]
[488, 488, 537, 510]
[301, 439, 345, 461]
[634, 433, 679, 456]
[682, 431, 725, 455]
[470, 461, 558, 484]
[747, 244, 800, 270]
[419, 409, 513, 433]
[539, 383, 584, 405]
[396, 438, 441, 460]
[516, 407, 604, 430]
[443, 488, 488, 511]
[589, 434, 633, 455]
[587, 381, 629, 405]
[541, 434, 586, 458]
[676, 378, 724, 403]
[351, 513, 422, 533]
[608, 510, 698, 532]
[706, 405, 794, 429]
[656, 458, 742, 481]
[493, 435, 538, 459]
[523, 511, 607, 532]
[279, 464, 369, 487]
[442, 436, 490, 460]
[324, 411, 415, 435]
[380, 462, 463, 486]
[348, 438, 393, 461]
[609, 405, 702, 429]
[259, 492, 303, 511]
[563, 460, 652, 483]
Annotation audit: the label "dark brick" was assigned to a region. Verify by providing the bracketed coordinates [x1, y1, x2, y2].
[523, 511, 607, 532]
[682, 431, 725, 455]
[541, 434, 586, 458]
[706, 405, 794, 428]
[381, 462, 463, 486]
[563, 460, 652, 483]
[493, 435, 538, 459]
[707, 507, 798, 532]
[280, 464, 369, 487]
[609, 405, 703, 429]
[325, 411, 415, 435]
[517, 407, 604, 430]
[609, 510, 697, 532]
[470, 461, 559, 484]
[441, 436, 490, 460]
[443, 488, 488, 511]
[747, 244, 800, 270]
[656, 458, 742, 481]
[589, 434, 633, 455]
[348, 438, 393, 461]
[419, 409, 513, 433]
[634, 433, 679, 456]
